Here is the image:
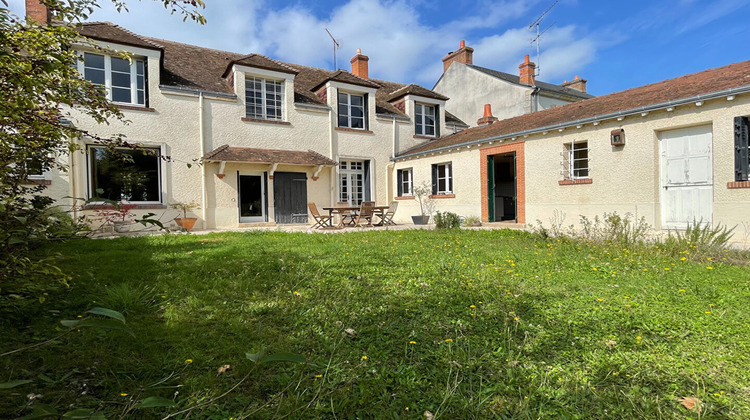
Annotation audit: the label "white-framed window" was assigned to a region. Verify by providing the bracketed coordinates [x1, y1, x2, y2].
[338, 92, 366, 129]
[25, 157, 46, 180]
[88, 145, 161, 203]
[415, 103, 437, 137]
[245, 76, 283, 120]
[562, 141, 590, 179]
[78, 52, 146, 105]
[397, 168, 413, 196]
[339, 159, 370, 205]
[432, 162, 453, 195]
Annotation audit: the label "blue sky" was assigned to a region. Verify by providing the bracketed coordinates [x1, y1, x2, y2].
[7, 0, 750, 95]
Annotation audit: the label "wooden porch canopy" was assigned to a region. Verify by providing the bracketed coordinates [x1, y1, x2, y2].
[202, 145, 338, 180]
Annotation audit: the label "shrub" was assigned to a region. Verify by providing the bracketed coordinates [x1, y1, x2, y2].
[579, 212, 651, 246]
[663, 220, 735, 254]
[434, 211, 461, 230]
[462, 216, 482, 227]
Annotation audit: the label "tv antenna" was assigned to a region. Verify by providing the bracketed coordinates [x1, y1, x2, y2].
[325, 28, 340, 70]
[529, 0, 557, 77]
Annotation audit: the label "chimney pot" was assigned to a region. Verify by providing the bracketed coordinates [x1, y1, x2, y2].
[25, 0, 51, 23]
[477, 103, 498, 126]
[562, 75, 588, 93]
[350, 48, 369, 79]
[519, 55, 536, 86]
[442, 40, 474, 72]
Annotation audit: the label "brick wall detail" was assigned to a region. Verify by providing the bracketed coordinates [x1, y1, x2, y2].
[480, 142, 525, 223]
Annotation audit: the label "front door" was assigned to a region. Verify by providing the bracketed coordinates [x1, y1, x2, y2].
[339, 159, 370, 205]
[238, 173, 266, 223]
[659, 125, 713, 229]
[273, 172, 308, 224]
[487, 153, 517, 222]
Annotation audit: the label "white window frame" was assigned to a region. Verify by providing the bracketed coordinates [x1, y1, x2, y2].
[87, 145, 163, 204]
[434, 162, 453, 195]
[338, 91, 366, 129]
[244, 76, 284, 120]
[77, 52, 146, 106]
[415, 103, 436, 137]
[562, 141, 590, 180]
[398, 168, 413, 196]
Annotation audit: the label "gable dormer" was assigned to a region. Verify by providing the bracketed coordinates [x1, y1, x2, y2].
[224, 55, 299, 123]
[311, 70, 381, 132]
[386, 85, 449, 139]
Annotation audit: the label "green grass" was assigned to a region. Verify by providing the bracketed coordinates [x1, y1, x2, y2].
[2, 229, 750, 418]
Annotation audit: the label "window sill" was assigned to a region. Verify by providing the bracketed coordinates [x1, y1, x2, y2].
[727, 181, 750, 189]
[83, 204, 167, 210]
[559, 178, 593, 185]
[22, 179, 51, 186]
[335, 127, 373, 134]
[117, 104, 156, 112]
[430, 194, 455, 199]
[241, 117, 291, 126]
[395, 195, 414, 200]
[413, 135, 437, 140]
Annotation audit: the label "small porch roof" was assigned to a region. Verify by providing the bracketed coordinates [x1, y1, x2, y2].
[203, 145, 338, 166]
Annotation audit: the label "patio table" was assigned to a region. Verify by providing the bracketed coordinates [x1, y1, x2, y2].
[322, 205, 389, 227]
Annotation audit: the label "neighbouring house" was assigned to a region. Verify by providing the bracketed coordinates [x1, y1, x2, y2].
[434, 40, 593, 128]
[23, 1, 469, 229]
[394, 59, 750, 232]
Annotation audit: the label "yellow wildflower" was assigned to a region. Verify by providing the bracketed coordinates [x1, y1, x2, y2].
[445, 339, 453, 343]
[185, 359, 193, 364]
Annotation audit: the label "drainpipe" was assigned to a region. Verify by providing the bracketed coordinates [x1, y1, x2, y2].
[531, 86, 540, 113]
[199, 92, 208, 228]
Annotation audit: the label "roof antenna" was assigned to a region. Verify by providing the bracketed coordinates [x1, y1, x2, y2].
[529, 0, 557, 77]
[325, 28, 340, 71]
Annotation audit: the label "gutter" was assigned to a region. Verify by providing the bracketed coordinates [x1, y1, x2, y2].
[396, 84, 750, 160]
[159, 85, 237, 100]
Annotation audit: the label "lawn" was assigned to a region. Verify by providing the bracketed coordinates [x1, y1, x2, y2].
[1, 229, 749, 419]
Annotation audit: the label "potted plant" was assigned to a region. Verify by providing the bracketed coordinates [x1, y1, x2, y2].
[170, 201, 200, 231]
[412, 181, 436, 225]
[93, 201, 138, 233]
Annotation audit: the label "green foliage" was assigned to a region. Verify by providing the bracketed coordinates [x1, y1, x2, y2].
[664, 220, 736, 255]
[434, 211, 461, 229]
[579, 211, 651, 246]
[3, 230, 750, 418]
[461, 215, 481, 227]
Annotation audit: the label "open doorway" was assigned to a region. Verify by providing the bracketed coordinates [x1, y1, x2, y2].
[487, 152, 517, 222]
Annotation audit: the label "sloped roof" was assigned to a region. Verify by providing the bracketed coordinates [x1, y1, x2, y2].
[399, 60, 750, 157]
[75, 22, 163, 50]
[203, 145, 338, 166]
[468, 64, 594, 100]
[385, 84, 450, 102]
[76, 22, 451, 120]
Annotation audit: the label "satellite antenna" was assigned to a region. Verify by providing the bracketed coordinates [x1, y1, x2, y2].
[528, 0, 558, 77]
[325, 28, 340, 70]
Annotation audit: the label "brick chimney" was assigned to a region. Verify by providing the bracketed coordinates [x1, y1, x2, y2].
[441, 40, 474, 72]
[561, 75, 587, 93]
[477, 104, 498, 126]
[350, 48, 369, 79]
[518, 55, 536, 86]
[26, 0, 51, 23]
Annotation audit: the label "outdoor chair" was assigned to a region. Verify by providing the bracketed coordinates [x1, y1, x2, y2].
[377, 201, 398, 226]
[307, 202, 333, 229]
[353, 201, 375, 227]
[337, 201, 356, 226]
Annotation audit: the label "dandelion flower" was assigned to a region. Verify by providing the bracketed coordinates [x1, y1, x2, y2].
[315, 374, 322, 378]
[679, 289, 686, 292]
[120, 393, 128, 396]
[469, 305, 476, 309]
[707, 266, 714, 270]
[444, 339, 453, 343]
[361, 355, 368, 360]
[636, 336, 642, 340]
[185, 359, 193, 364]
[409, 341, 417, 344]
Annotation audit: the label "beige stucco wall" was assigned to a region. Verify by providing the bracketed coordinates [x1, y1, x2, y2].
[51, 40, 455, 229]
[392, 148, 482, 223]
[434, 63, 531, 127]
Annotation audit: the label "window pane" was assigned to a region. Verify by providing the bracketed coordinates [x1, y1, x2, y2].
[91, 147, 160, 202]
[351, 117, 364, 129]
[338, 92, 349, 105]
[112, 72, 131, 88]
[351, 106, 363, 118]
[112, 87, 131, 103]
[84, 68, 105, 86]
[137, 90, 144, 105]
[111, 57, 130, 73]
[136, 60, 144, 76]
[426, 125, 435, 136]
[338, 115, 349, 127]
[84, 53, 104, 69]
[350, 95, 363, 106]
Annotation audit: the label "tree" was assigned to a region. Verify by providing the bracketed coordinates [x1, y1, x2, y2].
[0, 0, 204, 290]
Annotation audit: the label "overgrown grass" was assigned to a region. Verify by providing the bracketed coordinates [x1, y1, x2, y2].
[2, 229, 749, 418]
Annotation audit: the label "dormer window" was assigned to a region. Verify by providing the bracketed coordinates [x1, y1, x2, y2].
[415, 103, 438, 137]
[338, 92, 367, 129]
[245, 76, 283, 120]
[78, 52, 146, 106]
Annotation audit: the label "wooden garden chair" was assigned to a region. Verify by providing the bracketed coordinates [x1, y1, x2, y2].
[353, 201, 375, 227]
[376, 201, 398, 226]
[337, 201, 356, 226]
[307, 202, 333, 229]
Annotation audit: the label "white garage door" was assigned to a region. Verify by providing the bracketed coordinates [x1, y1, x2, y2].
[659, 125, 713, 229]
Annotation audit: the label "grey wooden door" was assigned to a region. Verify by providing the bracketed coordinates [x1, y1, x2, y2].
[273, 172, 308, 224]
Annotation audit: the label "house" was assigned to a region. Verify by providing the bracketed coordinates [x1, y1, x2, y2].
[434, 41, 593, 127]
[24, 1, 469, 229]
[393, 59, 750, 231]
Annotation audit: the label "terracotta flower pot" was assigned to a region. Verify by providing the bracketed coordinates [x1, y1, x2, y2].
[174, 217, 198, 231]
